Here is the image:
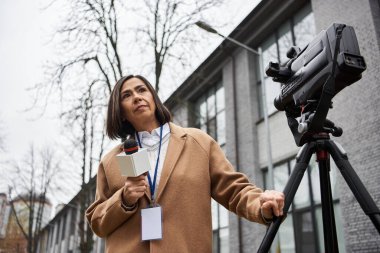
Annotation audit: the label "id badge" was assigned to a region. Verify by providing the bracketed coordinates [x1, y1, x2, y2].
[141, 206, 163, 241]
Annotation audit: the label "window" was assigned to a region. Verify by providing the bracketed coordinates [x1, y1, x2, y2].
[195, 81, 225, 145]
[257, 3, 316, 117]
[61, 214, 67, 240]
[194, 81, 228, 253]
[263, 156, 346, 253]
[55, 219, 61, 245]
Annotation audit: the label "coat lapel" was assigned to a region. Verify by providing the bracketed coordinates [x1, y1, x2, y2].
[155, 122, 186, 202]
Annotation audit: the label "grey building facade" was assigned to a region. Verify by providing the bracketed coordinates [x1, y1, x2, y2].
[165, 0, 380, 252]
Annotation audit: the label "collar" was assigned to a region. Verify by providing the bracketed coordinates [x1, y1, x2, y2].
[136, 123, 170, 147]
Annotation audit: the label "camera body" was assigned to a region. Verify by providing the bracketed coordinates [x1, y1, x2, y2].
[267, 23, 366, 113]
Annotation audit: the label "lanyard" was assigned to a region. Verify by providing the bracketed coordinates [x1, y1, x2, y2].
[136, 125, 163, 204]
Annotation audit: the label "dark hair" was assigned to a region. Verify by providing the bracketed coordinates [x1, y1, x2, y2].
[106, 75, 172, 140]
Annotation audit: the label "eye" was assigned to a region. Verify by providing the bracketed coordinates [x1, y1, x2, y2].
[122, 92, 130, 99]
[138, 87, 147, 93]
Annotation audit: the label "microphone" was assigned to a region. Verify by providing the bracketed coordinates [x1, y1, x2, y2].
[116, 139, 151, 177]
[123, 139, 139, 155]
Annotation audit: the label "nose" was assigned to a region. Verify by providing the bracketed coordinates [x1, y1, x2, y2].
[132, 92, 143, 103]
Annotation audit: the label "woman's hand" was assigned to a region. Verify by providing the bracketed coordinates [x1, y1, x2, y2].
[259, 190, 285, 220]
[122, 174, 148, 206]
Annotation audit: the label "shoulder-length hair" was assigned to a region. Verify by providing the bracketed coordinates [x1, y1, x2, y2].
[106, 75, 172, 140]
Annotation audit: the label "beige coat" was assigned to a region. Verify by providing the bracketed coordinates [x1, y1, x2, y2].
[86, 123, 266, 253]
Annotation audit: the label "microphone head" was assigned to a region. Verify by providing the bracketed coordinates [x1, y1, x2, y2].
[123, 139, 139, 155]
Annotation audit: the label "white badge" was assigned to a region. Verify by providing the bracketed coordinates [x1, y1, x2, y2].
[141, 206, 163, 241]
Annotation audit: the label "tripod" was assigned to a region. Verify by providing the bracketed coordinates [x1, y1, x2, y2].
[259, 24, 380, 252]
[258, 130, 380, 252]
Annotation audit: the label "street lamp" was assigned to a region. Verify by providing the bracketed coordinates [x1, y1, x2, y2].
[196, 21, 275, 189]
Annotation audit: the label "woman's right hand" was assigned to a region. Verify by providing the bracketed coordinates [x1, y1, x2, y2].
[122, 174, 148, 206]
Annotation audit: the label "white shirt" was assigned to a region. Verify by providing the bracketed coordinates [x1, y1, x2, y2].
[136, 123, 171, 199]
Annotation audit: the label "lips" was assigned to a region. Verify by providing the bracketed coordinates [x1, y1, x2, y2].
[134, 105, 148, 112]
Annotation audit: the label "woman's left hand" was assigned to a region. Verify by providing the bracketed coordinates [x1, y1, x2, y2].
[259, 190, 285, 220]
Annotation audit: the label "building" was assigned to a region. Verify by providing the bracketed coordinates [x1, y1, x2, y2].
[38, 0, 380, 252]
[36, 179, 105, 253]
[0, 193, 11, 240]
[165, 0, 380, 252]
[0, 193, 52, 253]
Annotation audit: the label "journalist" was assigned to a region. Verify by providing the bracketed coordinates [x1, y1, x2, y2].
[86, 75, 285, 253]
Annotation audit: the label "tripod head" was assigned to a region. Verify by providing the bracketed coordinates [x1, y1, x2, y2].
[266, 23, 366, 146]
[286, 101, 343, 146]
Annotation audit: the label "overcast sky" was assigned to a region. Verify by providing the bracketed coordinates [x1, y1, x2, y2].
[0, 0, 260, 205]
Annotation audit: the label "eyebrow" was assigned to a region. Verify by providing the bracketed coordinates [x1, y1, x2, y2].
[121, 84, 146, 95]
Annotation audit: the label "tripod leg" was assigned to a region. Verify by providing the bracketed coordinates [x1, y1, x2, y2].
[258, 143, 315, 253]
[326, 140, 380, 234]
[317, 150, 339, 253]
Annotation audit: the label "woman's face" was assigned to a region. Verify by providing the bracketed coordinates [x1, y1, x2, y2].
[120, 77, 157, 130]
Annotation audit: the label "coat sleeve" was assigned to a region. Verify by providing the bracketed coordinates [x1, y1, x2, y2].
[85, 161, 138, 237]
[208, 138, 267, 225]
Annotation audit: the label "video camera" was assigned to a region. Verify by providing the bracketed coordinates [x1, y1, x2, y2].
[266, 23, 366, 146]
[266, 23, 366, 115]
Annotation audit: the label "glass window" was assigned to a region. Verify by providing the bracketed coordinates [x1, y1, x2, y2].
[48, 227, 54, 249]
[212, 199, 219, 231]
[200, 99, 207, 130]
[264, 155, 345, 253]
[216, 84, 225, 113]
[264, 77, 282, 116]
[294, 211, 316, 252]
[262, 35, 278, 64]
[309, 155, 341, 204]
[207, 92, 216, 118]
[258, 34, 280, 116]
[69, 207, 76, 235]
[219, 205, 229, 228]
[292, 164, 311, 208]
[274, 163, 288, 191]
[257, 3, 317, 118]
[61, 214, 66, 240]
[278, 213, 296, 253]
[216, 111, 226, 144]
[219, 227, 229, 253]
[278, 21, 293, 64]
[55, 219, 61, 244]
[315, 203, 346, 253]
[208, 117, 217, 140]
[294, 5, 316, 50]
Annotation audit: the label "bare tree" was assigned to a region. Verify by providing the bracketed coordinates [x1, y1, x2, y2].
[35, 0, 225, 179]
[34, 2, 124, 250]
[6, 144, 67, 253]
[137, 0, 223, 93]
[35, 0, 225, 187]
[59, 83, 105, 252]
[28, 0, 224, 252]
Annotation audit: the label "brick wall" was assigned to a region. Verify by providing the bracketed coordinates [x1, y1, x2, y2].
[312, 0, 380, 251]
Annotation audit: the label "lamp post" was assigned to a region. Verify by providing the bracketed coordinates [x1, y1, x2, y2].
[196, 21, 275, 189]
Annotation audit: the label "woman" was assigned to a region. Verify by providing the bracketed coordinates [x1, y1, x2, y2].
[86, 75, 285, 253]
